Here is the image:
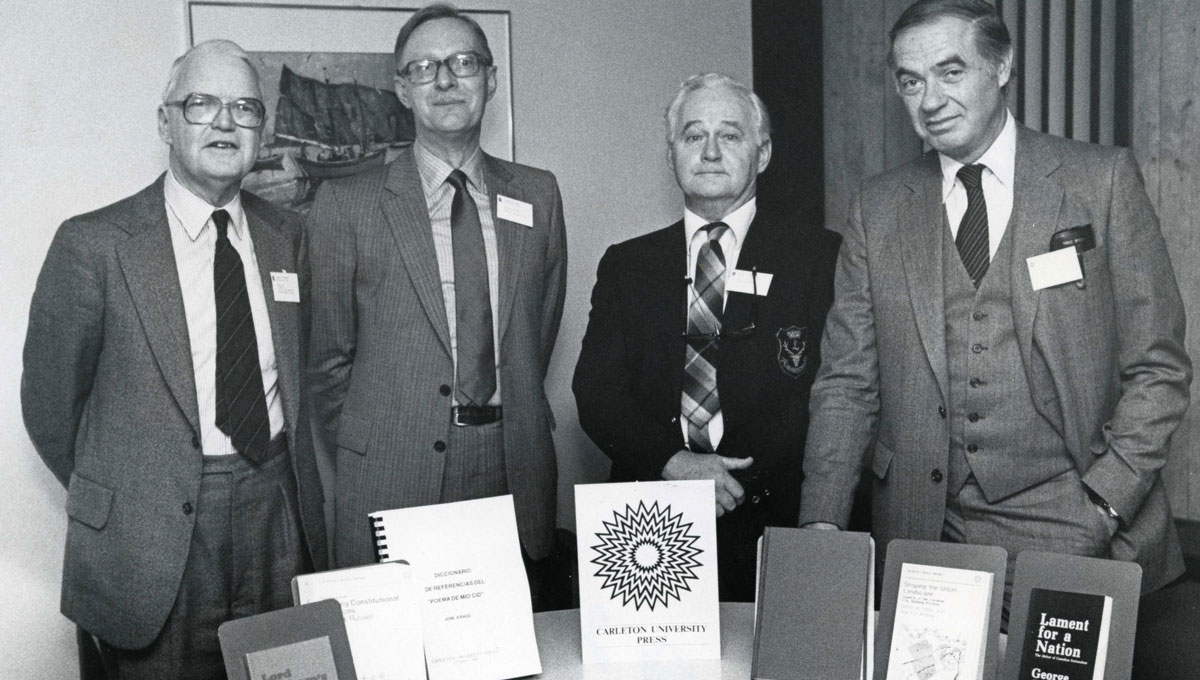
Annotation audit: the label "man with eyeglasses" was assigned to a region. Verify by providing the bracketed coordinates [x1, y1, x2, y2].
[22, 39, 326, 678]
[304, 4, 567, 607]
[573, 73, 840, 601]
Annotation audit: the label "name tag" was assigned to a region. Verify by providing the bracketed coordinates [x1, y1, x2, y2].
[727, 268, 773, 296]
[271, 271, 300, 303]
[1026, 248, 1082, 291]
[496, 195, 534, 227]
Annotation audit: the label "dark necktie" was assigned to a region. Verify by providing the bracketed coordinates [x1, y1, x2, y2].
[955, 163, 990, 287]
[212, 209, 270, 464]
[682, 222, 730, 453]
[446, 169, 496, 406]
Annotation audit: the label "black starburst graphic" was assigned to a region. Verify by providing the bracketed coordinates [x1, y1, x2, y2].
[589, 500, 704, 611]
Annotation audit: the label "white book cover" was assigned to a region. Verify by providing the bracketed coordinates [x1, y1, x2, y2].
[368, 495, 541, 680]
[886, 562, 993, 680]
[293, 562, 424, 680]
[575, 480, 720, 664]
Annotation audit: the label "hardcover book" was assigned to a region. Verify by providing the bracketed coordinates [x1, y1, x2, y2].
[217, 599, 357, 680]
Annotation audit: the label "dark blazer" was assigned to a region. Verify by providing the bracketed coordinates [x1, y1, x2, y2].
[573, 207, 839, 522]
[21, 176, 327, 649]
[304, 147, 567, 566]
[800, 127, 1191, 592]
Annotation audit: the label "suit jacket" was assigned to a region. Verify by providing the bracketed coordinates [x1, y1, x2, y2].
[573, 208, 840, 521]
[799, 127, 1191, 591]
[304, 146, 567, 566]
[21, 176, 327, 649]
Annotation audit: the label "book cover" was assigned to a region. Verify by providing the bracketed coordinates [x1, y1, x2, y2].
[293, 562, 424, 680]
[367, 495, 541, 680]
[575, 480, 720, 664]
[885, 562, 992, 680]
[751, 527, 875, 680]
[245, 636, 339, 680]
[217, 599, 357, 680]
[1016, 587, 1111, 680]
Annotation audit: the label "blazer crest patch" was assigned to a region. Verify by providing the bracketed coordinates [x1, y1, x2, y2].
[776, 325, 808, 378]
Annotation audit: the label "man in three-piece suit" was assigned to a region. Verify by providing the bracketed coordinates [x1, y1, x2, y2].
[800, 0, 1191, 601]
[574, 73, 839, 601]
[21, 40, 326, 678]
[305, 3, 567, 597]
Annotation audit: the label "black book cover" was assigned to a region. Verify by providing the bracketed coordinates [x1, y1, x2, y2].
[1017, 587, 1111, 680]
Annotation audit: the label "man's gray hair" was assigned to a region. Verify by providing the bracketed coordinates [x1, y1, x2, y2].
[162, 39, 262, 102]
[664, 73, 771, 144]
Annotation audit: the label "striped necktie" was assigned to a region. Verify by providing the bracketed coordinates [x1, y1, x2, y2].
[682, 222, 730, 453]
[955, 163, 990, 287]
[212, 209, 270, 463]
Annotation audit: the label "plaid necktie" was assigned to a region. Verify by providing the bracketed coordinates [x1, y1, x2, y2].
[212, 209, 270, 464]
[682, 222, 730, 453]
[446, 169, 496, 406]
[955, 163, 990, 287]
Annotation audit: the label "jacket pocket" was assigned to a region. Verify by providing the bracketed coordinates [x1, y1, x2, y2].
[337, 412, 371, 456]
[66, 473, 113, 530]
[870, 438, 895, 480]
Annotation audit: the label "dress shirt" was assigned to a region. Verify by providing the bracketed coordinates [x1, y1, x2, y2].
[164, 171, 284, 456]
[679, 197, 757, 450]
[940, 110, 1017, 260]
[413, 141, 502, 407]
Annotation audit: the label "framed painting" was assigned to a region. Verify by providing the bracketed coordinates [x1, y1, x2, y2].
[187, 1, 513, 211]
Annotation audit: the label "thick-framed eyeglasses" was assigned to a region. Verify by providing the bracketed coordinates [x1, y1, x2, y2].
[163, 93, 266, 128]
[682, 267, 760, 343]
[397, 51, 491, 84]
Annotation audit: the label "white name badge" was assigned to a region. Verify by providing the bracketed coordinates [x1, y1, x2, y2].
[727, 268, 773, 296]
[271, 271, 300, 303]
[1026, 248, 1083, 291]
[497, 195, 534, 227]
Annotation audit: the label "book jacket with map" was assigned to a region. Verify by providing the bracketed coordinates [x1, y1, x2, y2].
[1016, 588, 1112, 680]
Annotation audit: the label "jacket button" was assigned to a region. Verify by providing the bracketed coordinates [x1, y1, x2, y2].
[969, 377, 983, 388]
[972, 343, 984, 353]
[973, 311, 986, 321]
[967, 444, 979, 453]
[930, 469, 943, 483]
[749, 494, 761, 504]
[968, 412, 980, 422]
[190, 435, 200, 449]
[439, 384, 452, 396]
[434, 440, 446, 452]
[182, 502, 194, 515]
[937, 406, 946, 418]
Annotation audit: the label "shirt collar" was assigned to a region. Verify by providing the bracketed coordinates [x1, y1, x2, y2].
[164, 169, 246, 242]
[939, 109, 1017, 201]
[683, 197, 757, 248]
[413, 140, 486, 200]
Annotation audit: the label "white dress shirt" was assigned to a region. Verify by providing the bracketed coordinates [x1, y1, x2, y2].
[679, 197, 757, 450]
[940, 110, 1017, 260]
[164, 171, 284, 456]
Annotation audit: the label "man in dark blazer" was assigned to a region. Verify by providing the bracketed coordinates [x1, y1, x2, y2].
[800, 0, 1191, 603]
[573, 73, 839, 601]
[305, 3, 567, 600]
[21, 40, 326, 678]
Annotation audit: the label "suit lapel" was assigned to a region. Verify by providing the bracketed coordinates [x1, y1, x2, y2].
[245, 196, 300, 434]
[482, 154, 526, 345]
[1008, 128, 1065, 366]
[115, 176, 201, 434]
[899, 155, 950, 401]
[382, 148, 453, 356]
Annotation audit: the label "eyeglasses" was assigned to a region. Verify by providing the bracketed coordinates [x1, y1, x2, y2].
[682, 267, 760, 343]
[163, 93, 266, 128]
[397, 51, 491, 85]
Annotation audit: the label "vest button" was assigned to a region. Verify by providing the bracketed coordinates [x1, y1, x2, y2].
[434, 440, 447, 452]
[968, 412, 980, 422]
[972, 343, 984, 353]
[930, 469, 944, 483]
[967, 444, 979, 453]
[973, 311, 986, 321]
[439, 384, 452, 396]
[969, 377, 983, 388]
[937, 406, 946, 418]
[182, 502, 194, 515]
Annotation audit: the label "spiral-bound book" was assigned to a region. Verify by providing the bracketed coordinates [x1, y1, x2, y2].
[367, 495, 541, 680]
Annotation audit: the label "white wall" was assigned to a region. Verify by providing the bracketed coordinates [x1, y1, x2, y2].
[0, 1, 752, 674]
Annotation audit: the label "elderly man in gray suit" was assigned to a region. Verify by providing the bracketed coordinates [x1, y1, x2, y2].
[22, 40, 326, 678]
[800, 0, 1191, 604]
[305, 2, 566, 605]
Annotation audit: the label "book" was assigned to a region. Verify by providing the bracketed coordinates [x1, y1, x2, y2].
[574, 480, 720, 664]
[1003, 551, 1141, 680]
[367, 494, 541, 680]
[751, 527, 875, 680]
[875, 540, 1006, 680]
[292, 562, 424, 680]
[217, 599, 357, 680]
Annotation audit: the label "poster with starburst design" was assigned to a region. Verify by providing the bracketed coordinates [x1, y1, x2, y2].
[575, 480, 720, 664]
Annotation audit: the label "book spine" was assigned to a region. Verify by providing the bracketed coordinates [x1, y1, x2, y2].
[370, 514, 390, 562]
